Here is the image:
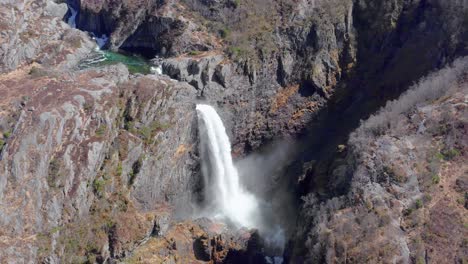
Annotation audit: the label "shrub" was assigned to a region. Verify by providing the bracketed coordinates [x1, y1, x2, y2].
[0, 139, 4, 150]
[95, 125, 107, 137]
[116, 163, 123, 176]
[441, 148, 460, 160]
[227, 46, 249, 58]
[431, 174, 440, 184]
[188, 50, 202, 56]
[435, 152, 445, 160]
[219, 28, 231, 39]
[403, 208, 414, 216]
[124, 120, 134, 131]
[137, 121, 170, 145]
[415, 199, 423, 209]
[92, 178, 105, 196]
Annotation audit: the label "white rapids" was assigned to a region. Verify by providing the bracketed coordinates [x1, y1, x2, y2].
[196, 104, 259, 228]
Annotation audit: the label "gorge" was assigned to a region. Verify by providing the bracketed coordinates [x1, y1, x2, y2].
[0, 0, 467, 263]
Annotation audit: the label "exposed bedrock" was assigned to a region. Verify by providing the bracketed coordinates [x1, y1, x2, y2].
[0, 59, 202, 261]
[71, 0, 218, 56]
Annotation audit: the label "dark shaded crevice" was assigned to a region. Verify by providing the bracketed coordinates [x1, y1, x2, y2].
[119, 17, 187, 58]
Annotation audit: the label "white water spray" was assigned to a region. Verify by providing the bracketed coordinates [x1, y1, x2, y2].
[196, 104, 259, 228]
[93, 34, 109, 50]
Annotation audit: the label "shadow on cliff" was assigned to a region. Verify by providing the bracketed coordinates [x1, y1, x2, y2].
[282, 0, 467, 260]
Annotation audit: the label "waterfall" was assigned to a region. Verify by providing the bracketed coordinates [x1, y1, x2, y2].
[196, 104, 259, 228]
[92, 34, 109, 50]
[67, 5, 77, 28]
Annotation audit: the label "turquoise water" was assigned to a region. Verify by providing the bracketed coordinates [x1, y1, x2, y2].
[79, 50, 151, 74]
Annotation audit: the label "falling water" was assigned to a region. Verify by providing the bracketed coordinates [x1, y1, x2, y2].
[196, 104, 259, 228]
[67, 5, 77, 28]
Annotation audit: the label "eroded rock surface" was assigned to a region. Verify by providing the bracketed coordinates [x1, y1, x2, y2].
[290, 59, 468, 263]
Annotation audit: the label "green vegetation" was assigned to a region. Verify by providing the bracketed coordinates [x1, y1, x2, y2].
[228, 46, 250, 58]
[232, 0, 240, 8]
[51, 226, 63, 234]
[417, 256, 425, 264]
[457, 197, 465, 206]
[92, 178, 106, 196]
[440, 148, 460, 160]
[95, 125, 107, 137]
[116, 162, 123, 176]
[124, 120, 134, 131]
[415, 199, 423, 209]
[188, 50, 202, 56]
[403, 208, 414, 216]
[435, 148, 460, 161]
[435, 152, 445, 160]
[0, 139, 4, 151]
[431, 174, 440, 184]
[219, 28, 231, 39]
[137, 121, 171, 145]
[3, 131, 11, 139]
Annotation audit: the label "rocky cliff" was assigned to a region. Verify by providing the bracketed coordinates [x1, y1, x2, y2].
[0, 0, 467, 263]
[289, 58, 468, 263]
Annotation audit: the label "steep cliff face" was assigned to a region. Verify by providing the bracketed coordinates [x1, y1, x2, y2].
[290, 58, 468, 263]
[0, 2, 202, 261]
[73, 0, 467, 153]
[0, 58, 202, 262]
[0, 0, 94, 73]
[73, 0, 219, 56]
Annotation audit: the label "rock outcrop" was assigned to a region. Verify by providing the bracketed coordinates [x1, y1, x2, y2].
[289, 58, 468, 263]
[127, 218, 267, 264]
[0, 57, 201, 262]
[0, 0, 95, 73]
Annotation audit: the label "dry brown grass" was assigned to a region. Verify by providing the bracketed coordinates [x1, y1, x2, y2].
[173, 144, 191, 159]
[291, 101, 319, 120]
[270, 84, 299, 114]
